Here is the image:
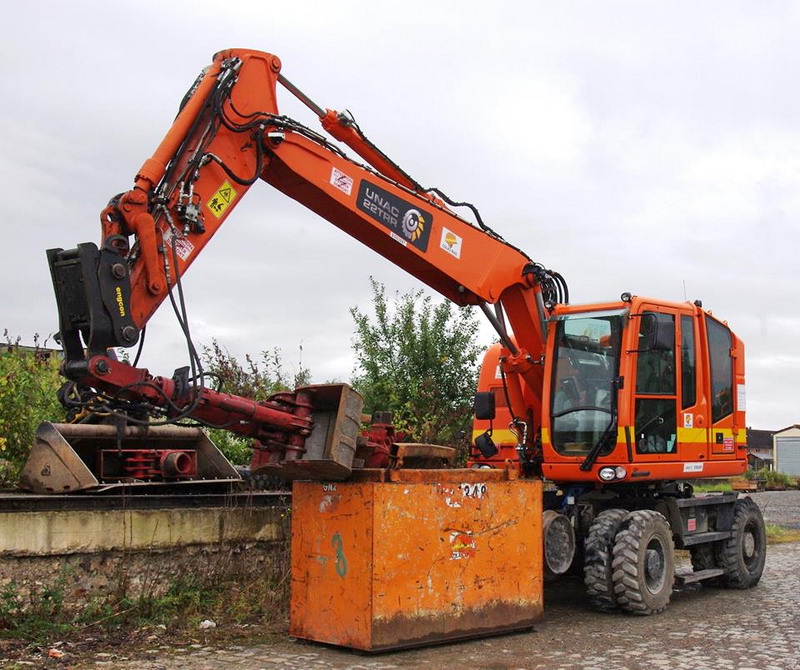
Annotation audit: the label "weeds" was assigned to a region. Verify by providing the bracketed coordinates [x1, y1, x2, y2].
[0, 573, 72, 642]
[0, 538, 291, 644]
[765, 523, 800, 544]
[692, 480, 734, 493]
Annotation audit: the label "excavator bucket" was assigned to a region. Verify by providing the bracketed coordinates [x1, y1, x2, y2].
[252, 383, 364, 481]
[18, 422, 241, 494]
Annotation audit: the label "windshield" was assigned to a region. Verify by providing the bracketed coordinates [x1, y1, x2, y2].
[550, 312, 623, 456]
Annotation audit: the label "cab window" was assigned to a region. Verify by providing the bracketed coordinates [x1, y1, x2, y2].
[550, 312, 623, 456]
[706, 316, 734, 422]
[635, 312, 677, 454]
[635, 399, 677, 453]
[636, 313, 675, 394]
[681, 315, 696, 409]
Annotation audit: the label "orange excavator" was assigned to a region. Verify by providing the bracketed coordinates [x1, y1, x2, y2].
[25, 48, 765, 616]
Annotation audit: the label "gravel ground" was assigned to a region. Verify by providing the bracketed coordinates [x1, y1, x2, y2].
[749, 490, 800, 528]
[84, 542, 800, 670]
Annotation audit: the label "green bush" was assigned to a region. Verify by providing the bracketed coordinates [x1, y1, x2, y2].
[745, 467, 795, 489]
[762, 468, 795, 489]
[0, 334, 65, 481]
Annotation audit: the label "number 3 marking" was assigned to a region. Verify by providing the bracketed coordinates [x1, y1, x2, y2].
[332, 532, 348, 577]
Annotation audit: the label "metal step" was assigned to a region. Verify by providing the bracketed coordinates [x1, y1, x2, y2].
[680, 530, 732, 547]
[675, 568, 725, 585]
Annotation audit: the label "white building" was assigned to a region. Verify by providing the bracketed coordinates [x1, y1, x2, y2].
[773, 425, 800, 476]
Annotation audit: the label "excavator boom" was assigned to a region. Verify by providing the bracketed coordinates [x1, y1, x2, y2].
[38, 49, 563, 489]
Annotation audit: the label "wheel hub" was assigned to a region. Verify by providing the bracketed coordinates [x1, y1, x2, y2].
[543, 510, 576, 575]
[645, 543, 666, 593]
[743, 531, 756, 559]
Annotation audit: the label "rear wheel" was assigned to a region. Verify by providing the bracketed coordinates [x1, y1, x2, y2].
[717, 497, 766, 589]
[583, 508, 628, 611]
[690, 543, 722, 586]
[612, 510, 675, 615]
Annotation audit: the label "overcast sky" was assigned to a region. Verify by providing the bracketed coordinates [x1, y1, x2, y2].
[1, 1, 799, 431]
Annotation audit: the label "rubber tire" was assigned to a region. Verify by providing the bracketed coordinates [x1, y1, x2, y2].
[689, 543, 722, 587]
[583, 508, 628, 612]
[543, 510, 577, 576]
[717, 497, 767, 589]
[612, 510, 675, 615]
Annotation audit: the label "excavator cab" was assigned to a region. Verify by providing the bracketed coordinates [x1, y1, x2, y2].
[472, 294, 747, 484]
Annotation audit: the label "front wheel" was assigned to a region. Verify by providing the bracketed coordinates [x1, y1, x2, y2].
[717, 497, 767, 589]
[611, 510, 675, 615]
[583, 508, 628, 611]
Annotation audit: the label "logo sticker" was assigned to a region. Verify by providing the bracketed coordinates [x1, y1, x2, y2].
[683, 413, 694, 429]
[449, 531, 476, 560]
[357, 180, 432, 252]
[402, 209, 425, 241]
[207, 180, 237, 219]
[683, 462, 704, 473]
[440, 227, 462, 259]
[330, 167, 353, 196]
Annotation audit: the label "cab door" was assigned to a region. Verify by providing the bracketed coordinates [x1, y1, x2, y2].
[632, 306, 679, 463]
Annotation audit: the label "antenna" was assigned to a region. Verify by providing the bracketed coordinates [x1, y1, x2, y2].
[682, 280, 687, 302]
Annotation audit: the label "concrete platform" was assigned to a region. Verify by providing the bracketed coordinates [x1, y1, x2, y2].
[0, 491, 289, 608]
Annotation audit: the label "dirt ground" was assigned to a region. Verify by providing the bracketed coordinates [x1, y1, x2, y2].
[3, 491, 799, 670]
[750, 490, 800, 528]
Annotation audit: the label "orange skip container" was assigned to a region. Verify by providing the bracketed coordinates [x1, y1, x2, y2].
[290, 469, 543, 651]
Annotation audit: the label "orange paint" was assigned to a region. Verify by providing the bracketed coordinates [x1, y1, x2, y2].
[290, 471, 543, 651]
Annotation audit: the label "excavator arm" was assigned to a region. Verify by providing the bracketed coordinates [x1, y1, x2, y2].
[47, 49, 564, 473]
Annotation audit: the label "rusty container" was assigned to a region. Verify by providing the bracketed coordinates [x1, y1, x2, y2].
[290, 469, 543, 651]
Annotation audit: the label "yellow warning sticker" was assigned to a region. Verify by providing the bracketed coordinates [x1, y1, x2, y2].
[206, 180, 238, 219]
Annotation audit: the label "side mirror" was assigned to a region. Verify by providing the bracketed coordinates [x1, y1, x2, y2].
[473, 391, 496, 421]
[649, 315, 673, 351]
[632, 313, 673, 353]
[474, 431, 498, 458]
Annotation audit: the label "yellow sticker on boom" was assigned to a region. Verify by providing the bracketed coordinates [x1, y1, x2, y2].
[207, 180, 238, 219]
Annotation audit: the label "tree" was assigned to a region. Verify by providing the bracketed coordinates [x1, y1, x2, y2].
[350, 279, 483, 445]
